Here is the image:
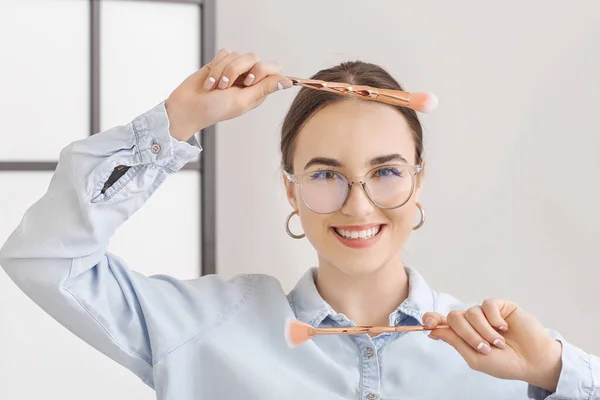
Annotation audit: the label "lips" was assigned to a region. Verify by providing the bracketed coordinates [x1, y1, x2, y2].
[334, 225, 381, 240]
[330, 223, 386, 249]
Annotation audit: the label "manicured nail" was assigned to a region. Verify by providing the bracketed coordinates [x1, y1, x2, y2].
[277, 79, 293, 90]
[477, 342, 491, 355]
[492, 338, 505, 349]
[218, 76, 230, 89]
[425, 317, 435, 329]
[243, 73, 255, 86]
[204, 76, 216, 90]
[498, 325, 508, 332]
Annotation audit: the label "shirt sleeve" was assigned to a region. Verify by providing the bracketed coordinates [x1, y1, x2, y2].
[528, 332, 600, 399]
[0, 102, 250, 388]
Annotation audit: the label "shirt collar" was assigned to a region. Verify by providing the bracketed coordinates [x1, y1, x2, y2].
[287, 266, 437, 327]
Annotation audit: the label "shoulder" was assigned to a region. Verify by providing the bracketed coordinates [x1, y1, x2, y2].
[179, 271, 286, 310]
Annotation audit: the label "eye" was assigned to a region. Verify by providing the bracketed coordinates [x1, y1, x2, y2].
[374, 167, 403, 178]
[309, 170, 339, 181]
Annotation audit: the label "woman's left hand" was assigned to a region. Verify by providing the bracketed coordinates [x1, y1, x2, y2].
[424, 299, 563, 392]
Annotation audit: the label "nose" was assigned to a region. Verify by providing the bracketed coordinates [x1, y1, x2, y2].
[340, 182, 375, 217]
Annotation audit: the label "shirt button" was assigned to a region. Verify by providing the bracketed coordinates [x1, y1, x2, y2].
[151, 143, 161, 154]
[365, 347, 374, 357]
[366, 393, 377, 400]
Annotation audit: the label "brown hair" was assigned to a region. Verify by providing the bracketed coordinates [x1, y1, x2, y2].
[280, 61, 424, 174]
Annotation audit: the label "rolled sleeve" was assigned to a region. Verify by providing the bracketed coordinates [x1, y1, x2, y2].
[528, 339, 599, 399]
[130, 101, 201, 171]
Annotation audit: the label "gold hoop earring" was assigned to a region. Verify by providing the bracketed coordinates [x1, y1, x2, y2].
[285, 210, 305, 239]
[413, 202, 425, 230]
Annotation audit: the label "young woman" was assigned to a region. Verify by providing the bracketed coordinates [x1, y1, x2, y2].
[1, 48, 598, 399]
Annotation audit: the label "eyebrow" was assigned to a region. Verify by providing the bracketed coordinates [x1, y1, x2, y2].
[369, 153, 409, 166]
[303, 153, 408, 170]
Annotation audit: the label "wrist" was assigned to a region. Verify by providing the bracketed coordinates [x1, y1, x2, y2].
[164, 97, 211, 142]
[527, 339, 563, 393]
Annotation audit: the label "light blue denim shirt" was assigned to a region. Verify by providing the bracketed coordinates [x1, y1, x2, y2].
[1, 102, 598, 400]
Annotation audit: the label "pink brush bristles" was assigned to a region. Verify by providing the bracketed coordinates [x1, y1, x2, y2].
[284, 318, 314, 348]
[408, 92, 438, 114]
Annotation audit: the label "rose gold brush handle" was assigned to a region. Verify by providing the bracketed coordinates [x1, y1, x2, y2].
[311, 324, 450, 336]
[287, 78, 411, 108]
[231, 76, 412, 107]
[351, 85, 410, 107]
[231, 76, 435, 113]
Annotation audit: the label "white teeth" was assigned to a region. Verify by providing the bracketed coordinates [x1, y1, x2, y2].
[334, 226, 381, 240]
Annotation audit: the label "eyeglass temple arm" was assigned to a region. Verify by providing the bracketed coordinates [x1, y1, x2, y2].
[283, 170, 296, 183]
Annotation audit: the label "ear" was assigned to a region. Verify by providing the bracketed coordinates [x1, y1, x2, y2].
[282, 171, 299, 209]
[414, 159, 426, 199]
[417, 159, 426, 187]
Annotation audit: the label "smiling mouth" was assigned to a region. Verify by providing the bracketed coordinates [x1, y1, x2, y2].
[332, 225, 383, 240]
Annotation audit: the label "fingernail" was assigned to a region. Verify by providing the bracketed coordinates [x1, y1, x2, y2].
[277, 79, 293, 90]
[428, 334, 440, 341]
[218, 76, 230, 89]
[498, 325, 508, 332]
[477, 342, 491, 355]
[425, 317, 435, 329]
[243, 73, 255, 86]
[492, 338, 505, 349]
[204, 76, 216, 90]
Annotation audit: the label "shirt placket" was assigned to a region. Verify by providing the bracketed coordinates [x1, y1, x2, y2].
[352, 334, 382, 400]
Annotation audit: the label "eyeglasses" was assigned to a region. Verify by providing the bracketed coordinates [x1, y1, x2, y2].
[284, 163, 423, 214]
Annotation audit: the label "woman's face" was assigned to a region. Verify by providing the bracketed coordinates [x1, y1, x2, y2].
[285, 100, 423, 276]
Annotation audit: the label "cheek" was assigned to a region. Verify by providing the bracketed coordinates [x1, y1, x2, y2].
[297, 203, 329, 235]
[387, 203, 419, 237]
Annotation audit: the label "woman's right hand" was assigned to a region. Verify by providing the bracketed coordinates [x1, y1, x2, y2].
[165, 48, 293, 142]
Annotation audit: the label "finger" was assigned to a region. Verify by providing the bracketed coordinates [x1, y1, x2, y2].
[464, 306, 506, 349]
[244, 61, 284, 86]
[422, 312, 447, 329]
[205, 51, 241, 90]
[206, 47, 231, 69]
[481, 298, 515, 332]
[429, 327, 481, 370]
[444, 310, 492, 355]
[203, 48, 232, 89]
[239, 74, 293, 105]
[218, 52, 261, 89]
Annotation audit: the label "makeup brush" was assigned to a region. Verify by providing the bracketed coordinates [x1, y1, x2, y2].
[231, 75, 438, 114]
[287, 77, 439, 114]
[284, 318, 450, 348]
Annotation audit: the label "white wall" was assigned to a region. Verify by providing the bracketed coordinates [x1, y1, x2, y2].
[215, 0, 600, 357]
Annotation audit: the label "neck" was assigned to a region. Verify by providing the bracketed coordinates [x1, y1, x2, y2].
[315, 254, 409, 327]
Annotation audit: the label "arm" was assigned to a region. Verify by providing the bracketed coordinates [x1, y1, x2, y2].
[1, 50, 291, 388]
[0, 102, 246, 387]
[528, 332, 600, 400]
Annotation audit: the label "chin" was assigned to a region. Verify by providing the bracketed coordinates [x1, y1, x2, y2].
[326, 227, 395, 275]
[333, 257, 388, 276]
